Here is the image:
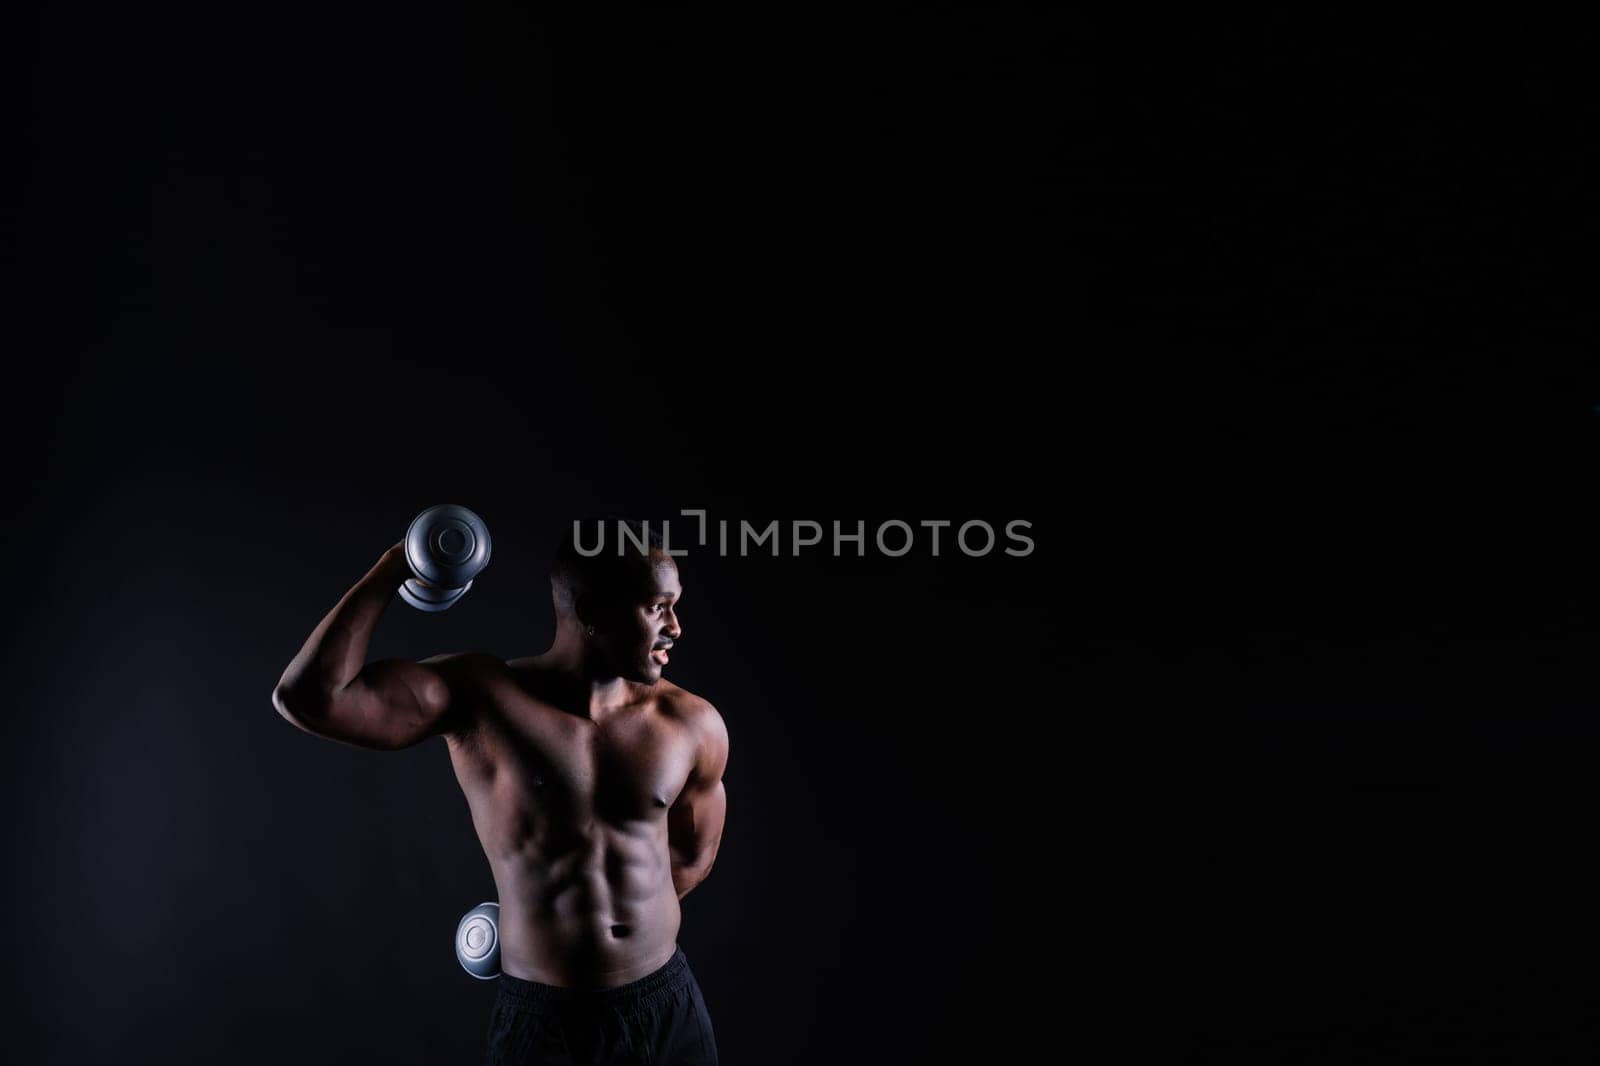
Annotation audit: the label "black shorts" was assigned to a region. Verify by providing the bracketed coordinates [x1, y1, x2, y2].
[483, 944, 719, 1065]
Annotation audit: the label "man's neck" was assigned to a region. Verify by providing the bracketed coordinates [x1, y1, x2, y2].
[528, 645, 639, 721]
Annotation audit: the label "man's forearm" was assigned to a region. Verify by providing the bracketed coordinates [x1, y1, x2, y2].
[673, 859, 713, 900]
[274, 544, 411, 701]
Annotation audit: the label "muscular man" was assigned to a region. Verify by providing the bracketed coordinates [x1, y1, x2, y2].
[271, 521, 728, 1065]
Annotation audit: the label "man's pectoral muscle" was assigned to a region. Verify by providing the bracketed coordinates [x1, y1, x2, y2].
[668, 703, 730, 900]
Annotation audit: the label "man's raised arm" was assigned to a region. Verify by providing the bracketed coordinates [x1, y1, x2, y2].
[271, 542, 477, 750]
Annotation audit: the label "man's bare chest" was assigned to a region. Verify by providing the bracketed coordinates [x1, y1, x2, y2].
[448, 690, 698, 828]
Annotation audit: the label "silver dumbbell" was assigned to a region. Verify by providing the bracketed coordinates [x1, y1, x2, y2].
[455, 901, 500, 979]
[399, 504, 492, 612]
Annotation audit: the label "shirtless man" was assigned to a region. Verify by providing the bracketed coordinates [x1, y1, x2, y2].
[271, 521, 728, 1065]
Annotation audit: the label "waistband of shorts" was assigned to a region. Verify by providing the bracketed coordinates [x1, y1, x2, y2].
[495, 945, 689, 1008]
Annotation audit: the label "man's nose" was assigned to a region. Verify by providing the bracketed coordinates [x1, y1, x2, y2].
[663, 614, 682, 640]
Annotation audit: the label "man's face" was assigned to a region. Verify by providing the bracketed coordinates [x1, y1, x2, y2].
[592, 553, 682, 684]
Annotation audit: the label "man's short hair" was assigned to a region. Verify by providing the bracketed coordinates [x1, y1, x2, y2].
[551, 516, 667, 615]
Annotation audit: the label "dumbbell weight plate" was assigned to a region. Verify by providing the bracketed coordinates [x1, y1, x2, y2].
[399, 577, 472, 613]
[400, 504, 492, 612]
[455, 901, 501, 980]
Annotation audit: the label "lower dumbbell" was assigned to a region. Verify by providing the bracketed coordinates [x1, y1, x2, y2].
[455, 901, 501, 980]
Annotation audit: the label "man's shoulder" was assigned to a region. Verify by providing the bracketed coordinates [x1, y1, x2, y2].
[654, 682, 728, 759]
[654, 679, 719, 720]
[420, 652, 512, 715]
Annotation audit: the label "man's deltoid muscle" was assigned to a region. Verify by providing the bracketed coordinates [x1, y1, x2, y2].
[271, 517, 728, 1065]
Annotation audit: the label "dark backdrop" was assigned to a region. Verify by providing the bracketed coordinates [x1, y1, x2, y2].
[11, 7, 1600, 1065]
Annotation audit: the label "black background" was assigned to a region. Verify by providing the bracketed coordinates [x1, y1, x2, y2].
[11, 7, 1600, 1064]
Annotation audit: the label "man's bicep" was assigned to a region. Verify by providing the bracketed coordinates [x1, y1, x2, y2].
[669, 776, 727, 866]
[669, 704, 730, 859]
[281, 651, 485, 750]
